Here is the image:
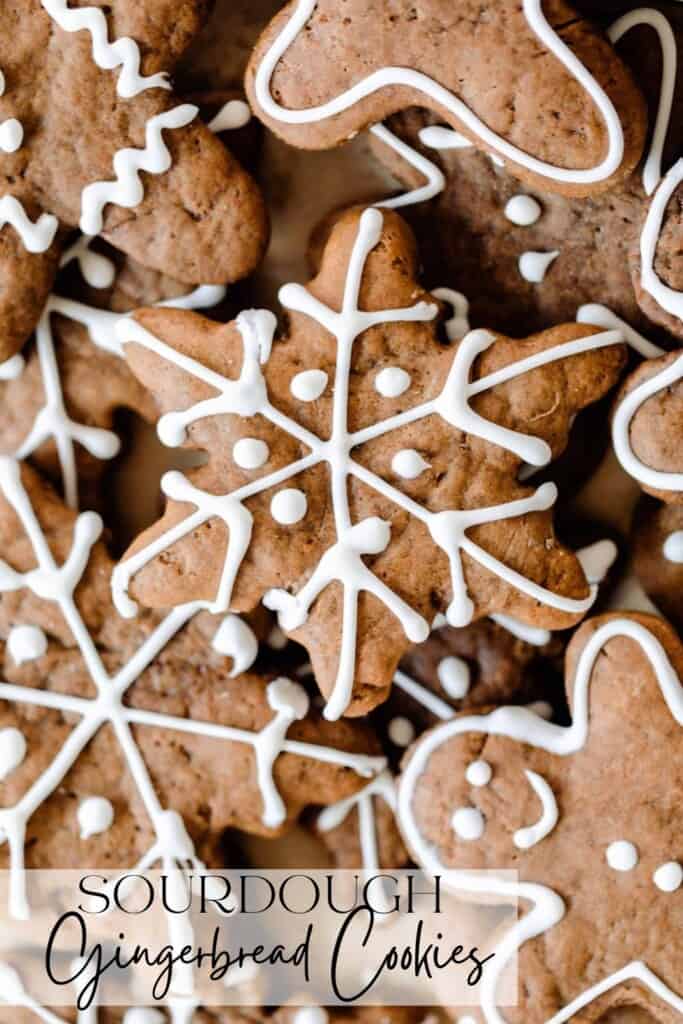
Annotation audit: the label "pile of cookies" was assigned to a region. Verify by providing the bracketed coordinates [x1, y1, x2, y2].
[0, 0, 681, 1021]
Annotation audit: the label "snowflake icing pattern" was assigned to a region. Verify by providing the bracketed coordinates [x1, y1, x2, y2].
[112, 208, 626, 721]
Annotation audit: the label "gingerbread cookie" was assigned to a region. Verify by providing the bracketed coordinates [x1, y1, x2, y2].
[370, 3, 683, 339]
[0, 458, 385, 928]
[397, 612, 683, 1022]
[632, 499, 683, 633]
[0, 0, 268, 364]
[246, 0, 646, 196]
[111, 206, 627, 720]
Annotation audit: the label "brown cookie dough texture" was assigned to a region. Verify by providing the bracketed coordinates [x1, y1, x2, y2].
[0, 0, 268, 362]
[115, 207, 625, 718]
[0, 461, 383, 886]
[246, 0, 646, 195]
[398, 612, 683, 1022]
[633, 174, 683, 341]
[633, 500, 683, 632]
[614, 348, 683, 503]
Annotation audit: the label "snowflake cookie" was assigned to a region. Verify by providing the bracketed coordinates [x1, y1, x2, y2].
[0, 0, 267, 364]
[0, 459, 385, 922]
[246, 0, 647, 195]
[397, 612, 683, 1023]
[111, 207, 627, 720]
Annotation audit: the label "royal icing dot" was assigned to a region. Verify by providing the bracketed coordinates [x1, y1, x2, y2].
[208, 99, 252, 133]
[653, 861, 683, 893]
[451, 806, 485, 841]
[7, 624, 48, 665]
[212, 614, 258, 676]
[663, 531, 683, 563]
[518, 250, 560, 283]
[77, 796, 115, 839]
[391, 448, 430, 479]
[388, 716, 416, 747]
[605, 840, 639, 872]
[375, 367, 411, 397]
[0, 728, 27, 781]
[504, 194, 542, 226]
[270, 488, 307, 525]
[233, 437, 269, 470]
[290, 369, 328, 401]
[437, 656, 471, 699]
[0, 118, 23, 153]
[466, 760, 492, 787]
[293, 1010, 329, 1024]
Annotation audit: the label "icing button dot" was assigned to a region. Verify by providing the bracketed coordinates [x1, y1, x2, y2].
[437, 656, 471, 699]
[466, 760, 492, 787]
[0, 118, 23, 153]
[504, 194, 542, 226]
[388, 716, 415, 747]
[518, 250, 559, 284]
[663, 531, 683, 563]
[290, 369, 328, 402]
[0, 727, 27, 781]
[605, 840, 639, 872]
[375, 367, 411, 397]
[7, 624, 48, 665]
[451, 806, 485, 841]
[653, 861, 683, 893]
[232, 437, 269, 470]
[78, 796, 115, 839]
[270, 488, 307, 525]
[391, 448, 430, 479]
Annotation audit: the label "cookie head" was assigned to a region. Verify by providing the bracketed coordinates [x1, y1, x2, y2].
[246, 0, 646, 196]
[398, 612, 683, 1021]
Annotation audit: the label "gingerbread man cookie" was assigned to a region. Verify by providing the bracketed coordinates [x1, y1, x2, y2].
[0, 0, 268, 365]
[111, 207, 627, 720]
[397, 612, 683, 1022]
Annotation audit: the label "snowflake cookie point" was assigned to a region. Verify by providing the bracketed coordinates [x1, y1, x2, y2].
[114, 206, 626, 718]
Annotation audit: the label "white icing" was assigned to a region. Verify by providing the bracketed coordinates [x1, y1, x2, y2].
[7, 625, 47, 665]
[0, 456, 385, 922]
[293, 1009, 329, 1024]
[663, 531, 683, 563]
[270, 488, 307, 524]
[393, 668, 456, 721]
[432, 286, 470, 341]
[0, 355, 24, 382]
[608, 9, 677, 196]
[613, 352, 683, 494]
[80, 104, 198, 236]
[123, 1010, 165, 1024]
[233, 437, 269, 470]
[40, 0, 171, 98]
[653, 861, 683, 892]
[419, 125, 473, 151]
[606, 839, 638, 872]
[211, 613, 258, 676]
[113, 210, 621, 719]
[0, 195, 58, 254]
[518, 250, 559, 283]
[504, 195, 541, 227]
[466, 760, 492, 787]
[59, 234, 116, 289]
[317, 770, 397, 879]
[0, 727, 27, 781]
[576, 539, 618, 585]
[391, 448, 430, 479]
[208, 99, 252, 133]
[14, 280, 224, 510]
[370, 123, 445, 209]
[576, 304, 664, 359]
[437, 656, 471, 700]
[451, 805, 485, 841]
[513, 769, 558, 849]
[0, 119, 23, 153]
[388, 716, 415, 747]
[77, 795, 114, 839]
[397, 617, 683, 1023]
[639, 158, 683, 322]
[290, 368, 328, 401]
[374, 366, 411, 398]
[253, 0, 626, 186]
[490, 613, 551, 647]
